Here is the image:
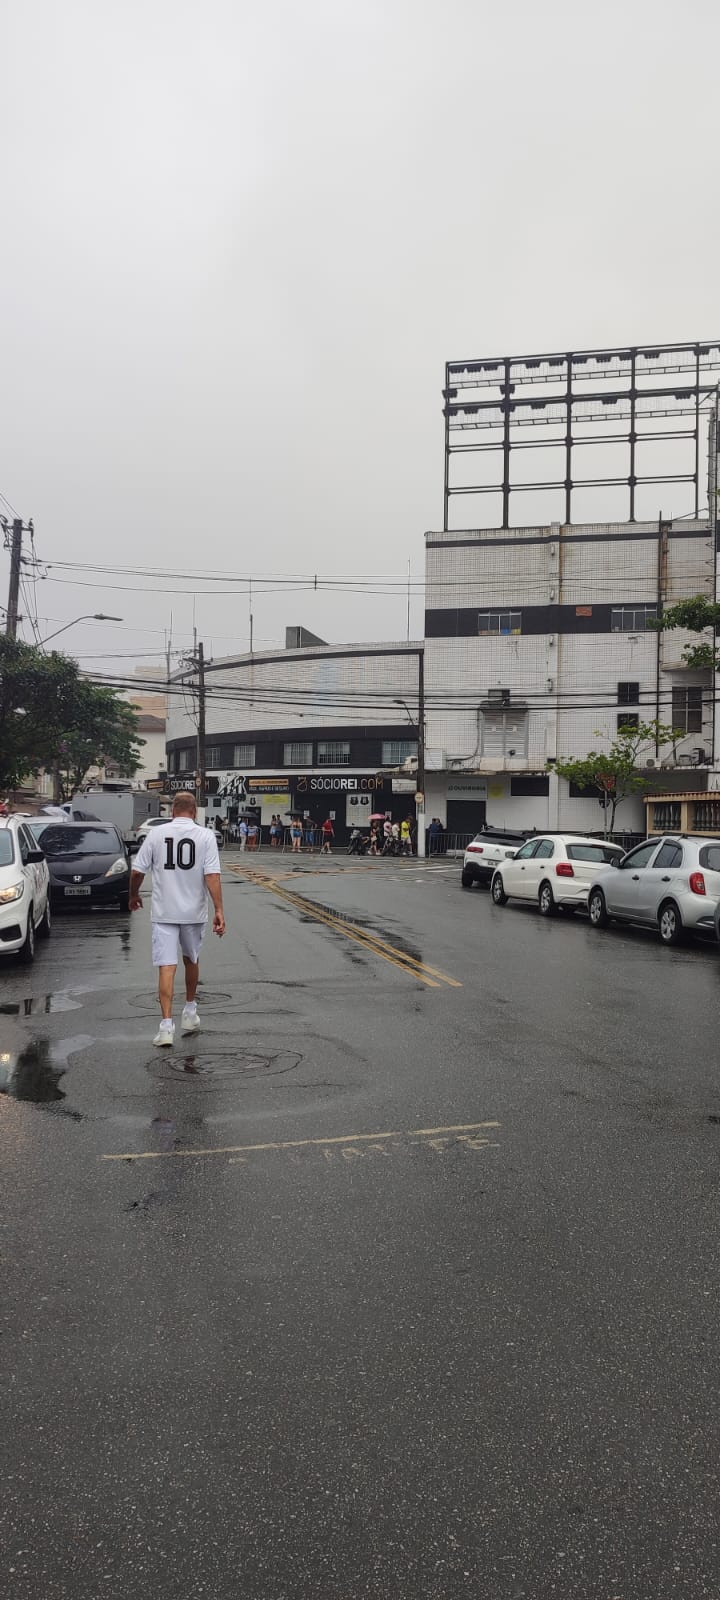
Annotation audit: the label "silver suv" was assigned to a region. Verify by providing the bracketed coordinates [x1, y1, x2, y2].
[587, 835, 720, 945]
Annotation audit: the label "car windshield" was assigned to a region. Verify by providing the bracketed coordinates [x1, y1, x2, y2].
[36, 826, 121, 857]
[28, 818, 51, 838]
[566, 843, 622, 863]
[0, 832, 15, 866]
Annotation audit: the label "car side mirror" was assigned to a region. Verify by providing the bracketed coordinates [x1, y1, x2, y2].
[505, 850, 517, 859]
[27, 848, 46, 864]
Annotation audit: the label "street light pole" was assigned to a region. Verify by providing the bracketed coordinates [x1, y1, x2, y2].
[39, 613, 123, 645]
[416, 648, 426, 859]
[394, 648, 426, 858]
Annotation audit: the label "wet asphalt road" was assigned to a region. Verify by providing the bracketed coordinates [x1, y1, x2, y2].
[2, 848, 720, 1600]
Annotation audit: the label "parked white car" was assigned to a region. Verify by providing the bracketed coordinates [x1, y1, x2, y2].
[462, 830, 526, 889]
[0, 816, 51, 963]
[491, 833, 626, 916]
[588, 834, 720, 945]
[134, 815, 171, 848]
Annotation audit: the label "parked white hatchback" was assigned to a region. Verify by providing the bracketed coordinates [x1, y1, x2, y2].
[0, 816, 51, 963]
[588, 834, 720, 945]
[491, 833, 626, 916]
[461, 829, 526, 889]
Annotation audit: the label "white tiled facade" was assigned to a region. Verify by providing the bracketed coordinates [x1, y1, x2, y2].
[167, 641, 422, 743]
[424, 519, 716, 835]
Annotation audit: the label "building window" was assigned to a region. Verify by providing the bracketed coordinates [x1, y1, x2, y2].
[381, 740, 418, 766]
[481, 710, 528, 759]
[510, 774, 549, 796]
[177, 748, 192, 772]
[206, 746, 223, 769]
[233, 744, 256, 768]
[284, 742, 313, 766]
[610, 605, 657, 632]
[617, 681, 639, 705]
[672, 685, 703, 733]
[478, 610, 521, 636]
[617, 712, 640, 731]
[317, 741, 351, 766]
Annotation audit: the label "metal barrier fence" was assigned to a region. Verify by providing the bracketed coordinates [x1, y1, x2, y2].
[222, 826, 646, 859]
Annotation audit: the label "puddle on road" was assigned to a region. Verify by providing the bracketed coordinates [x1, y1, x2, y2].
[0, 992, 85, 1017]
[0, 1034, 92, 1115]
[275, 890, 426, 965]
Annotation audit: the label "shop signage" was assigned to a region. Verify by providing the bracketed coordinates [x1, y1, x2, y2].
[296, 774, 386, 793]
[246, 777, 289, 794]
[392, 778, 416, 794]
[168, 775, 196, 793]
[446, 778, 488, 801]
[145, 778, 166, 791]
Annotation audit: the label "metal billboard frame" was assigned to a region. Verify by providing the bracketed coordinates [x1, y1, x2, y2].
[443, 340, 720, 529]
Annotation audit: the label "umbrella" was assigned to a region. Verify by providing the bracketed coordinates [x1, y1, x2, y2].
[284, 811, 304, 819]
[369, 812, 388, 821]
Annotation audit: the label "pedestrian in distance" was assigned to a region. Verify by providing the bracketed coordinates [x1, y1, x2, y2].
[247, 818, 260, 851]
[239, 818, 248, 852]
[369, 822, 380, 856]
[305, 818, 316, 851]
[291, 817, 303, 853]
[130, 791, 226, 1048]
[401, 816, 412, 856]
[321, 816, 334, 854]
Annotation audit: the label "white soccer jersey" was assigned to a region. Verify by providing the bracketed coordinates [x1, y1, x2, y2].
[134, 818, 221, 923]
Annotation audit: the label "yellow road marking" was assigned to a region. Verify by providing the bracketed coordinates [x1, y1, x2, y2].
[102, 1121, 500, 1162]
[228, 864, 461, 989]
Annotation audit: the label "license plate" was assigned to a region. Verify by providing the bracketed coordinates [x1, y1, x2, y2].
[64, 886, 91, 896]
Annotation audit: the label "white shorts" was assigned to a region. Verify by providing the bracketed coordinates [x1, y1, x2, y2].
[151, 922, 206, 968]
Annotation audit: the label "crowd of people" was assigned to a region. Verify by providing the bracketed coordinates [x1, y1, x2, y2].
[208, 810, 440, 857]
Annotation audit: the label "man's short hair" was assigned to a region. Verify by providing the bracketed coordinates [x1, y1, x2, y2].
[172, 792, 197, 816]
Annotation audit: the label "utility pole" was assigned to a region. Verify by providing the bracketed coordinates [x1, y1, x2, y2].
[5, 518, 24, 639]
[196, 640, 206, 814]
[416, 647, 426, 859]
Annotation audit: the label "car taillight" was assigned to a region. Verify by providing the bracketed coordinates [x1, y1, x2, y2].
[555, 862, 574, 877]
[466, 844, 483, 853]
[689, 871, 706, 895]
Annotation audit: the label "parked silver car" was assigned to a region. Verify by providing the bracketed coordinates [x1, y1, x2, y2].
[587, 835, 720, 945]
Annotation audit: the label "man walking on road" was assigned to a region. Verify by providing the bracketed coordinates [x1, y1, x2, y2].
[129, 791, 226, 1047]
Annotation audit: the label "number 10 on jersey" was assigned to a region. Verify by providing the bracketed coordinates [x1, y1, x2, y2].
[164, 837, 197, 870]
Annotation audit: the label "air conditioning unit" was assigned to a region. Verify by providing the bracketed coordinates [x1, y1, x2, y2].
[646, 758, 656, 768]
[691, 747, 706, 765]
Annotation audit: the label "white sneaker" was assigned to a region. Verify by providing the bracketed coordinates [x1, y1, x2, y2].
[181, 1006, 201, 1036]
[153, 1021, 175, 1048]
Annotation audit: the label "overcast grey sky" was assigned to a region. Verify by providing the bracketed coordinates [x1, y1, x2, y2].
[1, 0, 718, 670]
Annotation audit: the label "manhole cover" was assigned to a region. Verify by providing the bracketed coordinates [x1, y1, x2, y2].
[129, 990, 233, 1015]
[147, 1049, 303, 1085]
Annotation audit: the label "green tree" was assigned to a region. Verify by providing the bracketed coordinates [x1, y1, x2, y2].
[652, 596, 719, 671]
[0, 636, 144, 798]
[553, 719, 679, 835]
[55, 679, 144, 801]
[0, 636, 79, 793]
